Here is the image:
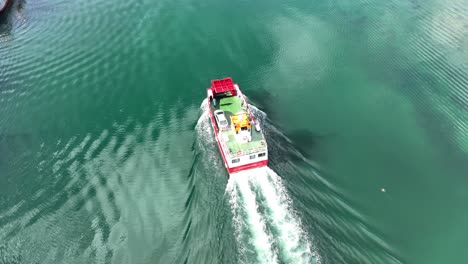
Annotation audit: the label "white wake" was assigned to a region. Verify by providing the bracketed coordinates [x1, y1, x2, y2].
[226, 174, 279, 264]
[226, 168, 319, 264]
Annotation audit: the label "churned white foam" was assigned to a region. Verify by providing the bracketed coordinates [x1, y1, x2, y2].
[227, 168, 320, 264]
[227, 174, 278, 264]
[226, 168, 321, 264]
[199, 98, 209, 111]
[256, 167, 315, 263]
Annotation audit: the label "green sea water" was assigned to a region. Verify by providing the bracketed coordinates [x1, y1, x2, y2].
[1, 0, 467, 263]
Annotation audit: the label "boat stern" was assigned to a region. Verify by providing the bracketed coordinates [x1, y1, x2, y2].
[228, 159, 268, 174]
[226, 150, 268, 174]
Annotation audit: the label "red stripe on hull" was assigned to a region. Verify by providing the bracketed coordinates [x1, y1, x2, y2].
[0, 0, 11, 13]
[207, 94, 268, 175]
[227, 160, 268, 174]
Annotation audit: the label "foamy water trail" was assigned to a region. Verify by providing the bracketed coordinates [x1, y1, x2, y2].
[227, 169, 320, 264]
[227, 175, 278, 264]
[256, 167, 315, 263]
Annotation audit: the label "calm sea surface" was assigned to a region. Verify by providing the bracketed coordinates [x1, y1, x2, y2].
[1, 0, 467, 263]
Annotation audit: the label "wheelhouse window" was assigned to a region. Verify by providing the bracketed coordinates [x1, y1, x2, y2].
[258, 152, 266, 157]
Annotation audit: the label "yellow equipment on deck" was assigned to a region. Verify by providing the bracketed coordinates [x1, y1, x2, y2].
[230, 113, 251, 133]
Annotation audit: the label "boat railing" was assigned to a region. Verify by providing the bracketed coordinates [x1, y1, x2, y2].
[225, 140, 267, 158]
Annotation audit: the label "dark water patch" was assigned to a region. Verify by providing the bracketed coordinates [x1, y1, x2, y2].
[182, 219, 192, 242]
[284, 129, 334, 160]
[184, 184, 196, 209]
[247, 88, 283, 122]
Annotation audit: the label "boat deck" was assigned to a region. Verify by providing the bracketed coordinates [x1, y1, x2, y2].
[210, 96, 266, 156]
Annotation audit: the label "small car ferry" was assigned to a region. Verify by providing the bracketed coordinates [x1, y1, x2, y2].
[207, 78, 268, 174]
